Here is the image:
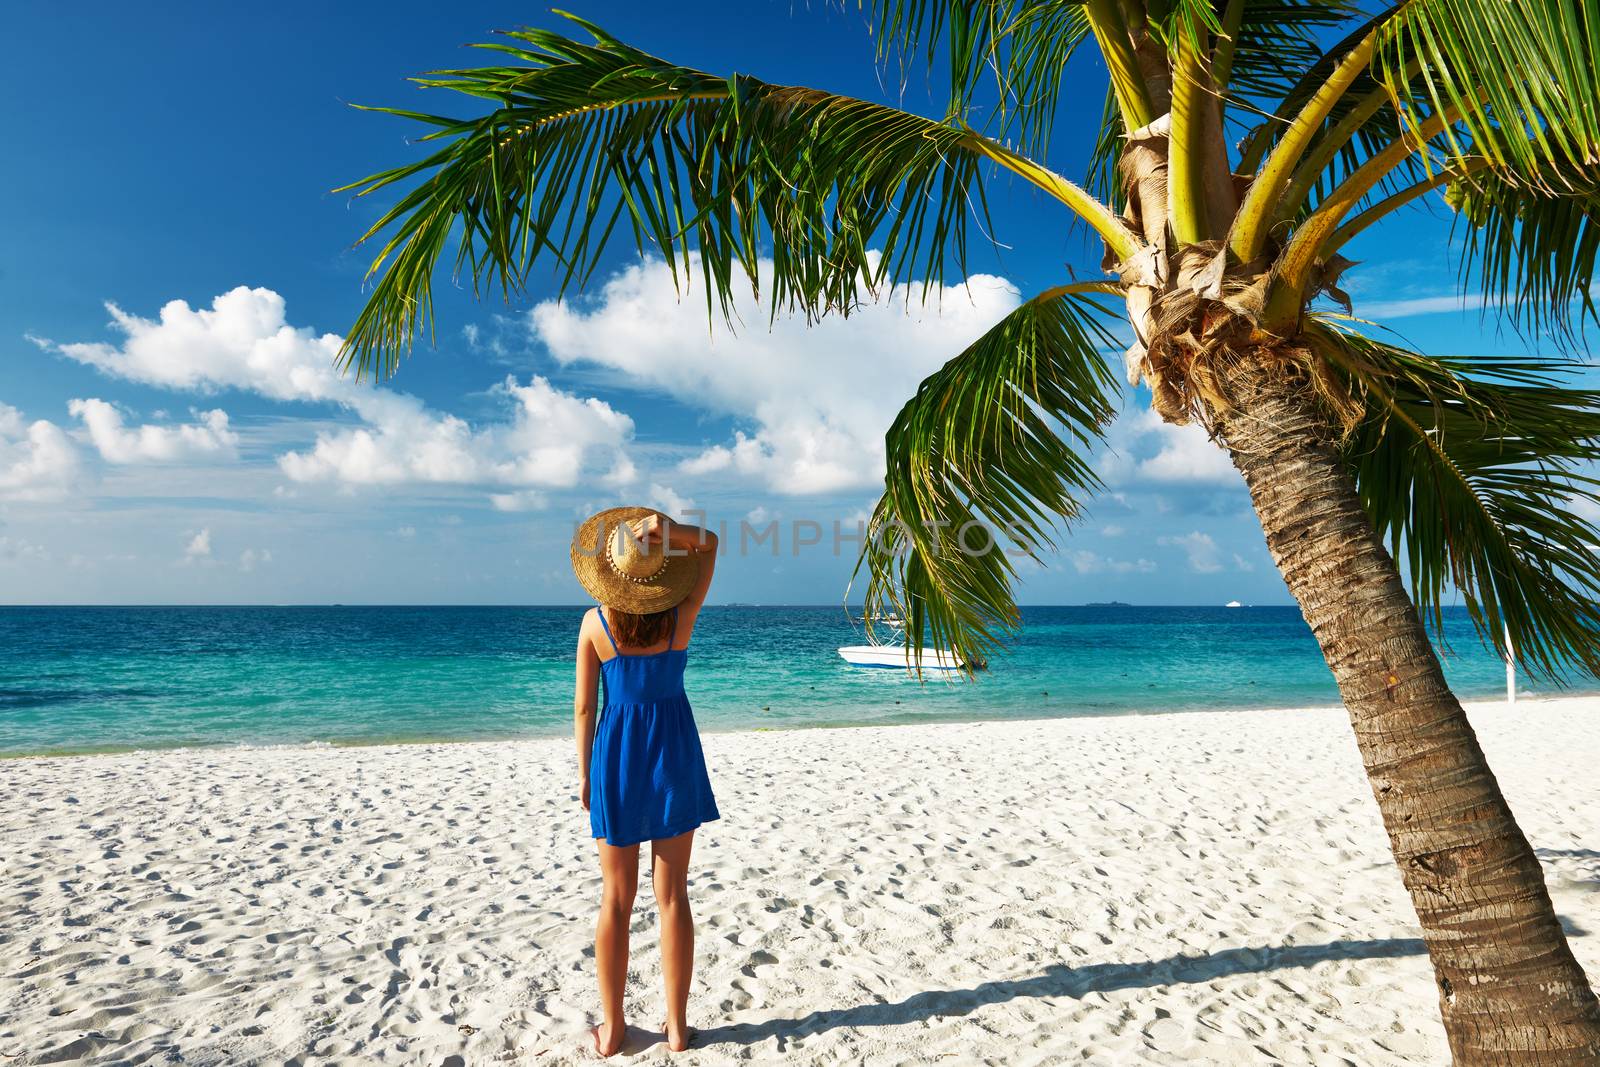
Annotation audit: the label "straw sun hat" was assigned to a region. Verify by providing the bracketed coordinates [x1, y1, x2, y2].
[570, 506, 701, 614]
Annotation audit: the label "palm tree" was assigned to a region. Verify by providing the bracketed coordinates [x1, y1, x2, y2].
[337, 3, 1600, 1060]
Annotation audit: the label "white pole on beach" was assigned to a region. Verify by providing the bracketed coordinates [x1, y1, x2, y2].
[1505, 623, 1516, 706]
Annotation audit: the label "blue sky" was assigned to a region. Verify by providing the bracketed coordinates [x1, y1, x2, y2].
[0, 1, 1564, 605]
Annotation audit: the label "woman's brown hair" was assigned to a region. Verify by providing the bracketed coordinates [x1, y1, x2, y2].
[606, 607, 674, 650]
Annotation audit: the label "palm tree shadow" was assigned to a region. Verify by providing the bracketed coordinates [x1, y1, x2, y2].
[696, 938, 1426, 1052]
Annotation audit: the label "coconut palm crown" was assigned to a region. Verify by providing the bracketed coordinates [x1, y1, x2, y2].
[338, 3, 1600, 1061]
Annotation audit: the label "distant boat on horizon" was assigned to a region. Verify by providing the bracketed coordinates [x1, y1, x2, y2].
[1226, 600, 1243, 608]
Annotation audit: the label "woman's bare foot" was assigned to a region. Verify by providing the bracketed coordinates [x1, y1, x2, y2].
[592, 1021, 626, 1057]
[662, 1019, 693, 1053]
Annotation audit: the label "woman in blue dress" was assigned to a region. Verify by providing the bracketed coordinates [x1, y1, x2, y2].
[570, 507, 721, 1057]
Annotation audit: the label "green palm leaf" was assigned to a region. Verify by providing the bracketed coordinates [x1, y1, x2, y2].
[1447, 165, 1600, 344]
[864, 0, 1094, 157]
[1236, 4, 1400, 169]
[853, 286, 1122, 672]
[869, 0, 1354, 198]
[1373, 0, 1600, 186]
[1148, 0, 1356, 100]
[1222, 0, 1362, 101]
[1082, 85, 1125, 212]
[338, 16, 992, 379]
[1250, 0, 1599, 196]
[338, 13, 1132, 380]
[1314, 320, 1600, 680]
[1261, 7, 1600, 328]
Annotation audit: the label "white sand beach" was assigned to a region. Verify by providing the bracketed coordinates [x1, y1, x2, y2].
[3, 697, 1597, 1066]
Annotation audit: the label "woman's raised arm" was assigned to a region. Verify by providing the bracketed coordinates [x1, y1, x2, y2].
[631, 513, 717, 638]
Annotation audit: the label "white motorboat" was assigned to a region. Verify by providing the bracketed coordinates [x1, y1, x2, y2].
[838, 644, 964, 671]
[1225, 600, 1243, 608]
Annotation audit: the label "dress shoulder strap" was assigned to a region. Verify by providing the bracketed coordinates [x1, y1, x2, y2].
[596, 607, 620, 655]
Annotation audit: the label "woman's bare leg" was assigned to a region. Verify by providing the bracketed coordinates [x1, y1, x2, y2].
[594, 840, 639, 1057]
[651, 830, 696, 1051]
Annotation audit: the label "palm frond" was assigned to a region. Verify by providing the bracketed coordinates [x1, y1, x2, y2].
[339, 14, 1134, 379]
[340, 16, 988, 379]
[1284, 92, 1435, 224]
[1229, 2, 1407, 260]
[853, 286, 1122, 672]
[1150, 0, 1354, 100]
[1373, 0, 1600, 186]
[861, 0, 1092, 156]
[1235, 3, 1400, 175]
[1268, 3, 1600, 319]
[869, 0, 1350, 195]
[1448, 165, 1600, 345]
[1314, 320, 1600, 681]
[1078, 1, 1351, 221]
[1083, 84, 1125, 213]
[1148, 0, 1227, 54]
[1224, 0, 1362, 102]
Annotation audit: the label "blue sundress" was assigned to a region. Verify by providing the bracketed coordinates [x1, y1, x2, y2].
[589, 607, 720, 847]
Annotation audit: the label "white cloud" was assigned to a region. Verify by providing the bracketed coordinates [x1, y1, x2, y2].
[1159, 530, 1223, 573]
[679, 445, 734, 476]
[493, 376, 636, 489]
[0, 535, 51, 562]
[530, 256, 1022, 494]
[246, 548, 270, 570]
[238, 547, 272, 572]
[278, 377, 634, 490]
[68, 398, 237, 463]
[0, 403, 81, 502]
[1232, 552, 1256, 572]
[1127, 410, 1237, 485]
[51, 287, 348, 403]
[42, 287, 636, 507]
[602, 453, 638, 488]
[489, 489, 547, 512]
[1068, 549, 1156, 575]
[184, 528, 213, 561]
[277, 391, 484, 486]
[1356, 293, 1500, 319]
[394, 525, 417, 539]
[648, 483, 696, 517]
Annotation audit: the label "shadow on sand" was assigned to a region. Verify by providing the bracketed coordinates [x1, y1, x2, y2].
[694, 938, 1427, 1051]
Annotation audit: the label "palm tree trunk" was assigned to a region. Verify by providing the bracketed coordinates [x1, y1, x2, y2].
[1218, 364, 1600, 1064]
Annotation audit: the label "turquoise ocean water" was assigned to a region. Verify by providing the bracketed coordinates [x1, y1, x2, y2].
[0, 605, 1563, 757]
